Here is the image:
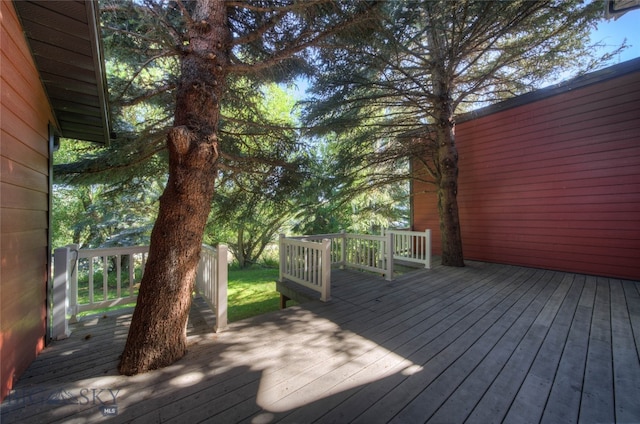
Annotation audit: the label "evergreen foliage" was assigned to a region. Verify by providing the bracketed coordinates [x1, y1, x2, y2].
[52, 0, 623, 260]
[304, 0, 622, 192]
[302, 0, 623, 264]
[53, 1, 397, 257]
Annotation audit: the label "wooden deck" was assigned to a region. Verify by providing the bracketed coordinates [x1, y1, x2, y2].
[2, 260, 640, 423]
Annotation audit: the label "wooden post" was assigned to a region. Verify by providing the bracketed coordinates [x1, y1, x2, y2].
[52, 246, 71, 340]
[425, 229, 432, 269]
[279, 233, 286, 282]
[280, 294, 290, 309]
[128, 252, 135, 299]
[215, 243, 228, 333]
[385, 231, 394, 281]
[68, 244, 79, 323]
[102, 254, 108, 302]
[320, 239, 331, 301]
[340, 229, 346, 269]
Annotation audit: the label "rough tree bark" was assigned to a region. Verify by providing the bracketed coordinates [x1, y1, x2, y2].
[119, 0, 229, 375]
[428, 18, 465, 268]
[434, 109, 464, 267]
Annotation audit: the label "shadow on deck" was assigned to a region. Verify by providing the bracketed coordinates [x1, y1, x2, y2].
[2, 260, 640, 423]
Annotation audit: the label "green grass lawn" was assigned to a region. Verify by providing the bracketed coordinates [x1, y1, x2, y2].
[75, 266, 285, 322]
[227, 266, 283, 322]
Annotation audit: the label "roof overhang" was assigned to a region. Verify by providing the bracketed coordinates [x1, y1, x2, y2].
[606, 0, 640, 19]
[457, 57, 640, 124]
[14, 0, 112, 145]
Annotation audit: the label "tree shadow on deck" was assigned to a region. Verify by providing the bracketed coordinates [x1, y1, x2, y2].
[2, 294, 417, 423]
[3, 263, 640, 423]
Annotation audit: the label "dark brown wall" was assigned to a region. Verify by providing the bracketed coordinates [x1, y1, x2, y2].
[1, 0, 55, 400]
[413, 61, 640, 280]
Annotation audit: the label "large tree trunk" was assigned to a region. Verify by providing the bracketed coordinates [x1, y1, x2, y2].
[426, 7, 464, 267]
[431, 73, 464, 266]
[119, 0, 229, 375]
[435, 118, 464, 267]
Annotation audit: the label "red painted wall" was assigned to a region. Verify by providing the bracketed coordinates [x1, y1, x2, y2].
[413, 61, 640, 280]
[1, 1, 54, 400]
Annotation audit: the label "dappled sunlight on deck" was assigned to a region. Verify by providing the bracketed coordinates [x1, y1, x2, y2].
[252, 318, 419, 413]
[2, 263, 640, 423]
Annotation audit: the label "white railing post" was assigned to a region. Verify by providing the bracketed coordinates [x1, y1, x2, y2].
[279, 234, 286, 282]
[424, 229, 432, 269]
[52, 246, 71, 340]
[340, 229, 346, 269]
[385, 231, 394, 281]
[68, 244, 79, 323]
[381, 227, 387, 257]
[215, 244, 228, 333]
[278, 235, 332, 302]
[321, 239, 331, 301]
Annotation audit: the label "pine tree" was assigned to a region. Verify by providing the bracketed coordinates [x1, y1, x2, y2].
[303, 0, 621, 266]
[90, 0, 380, 376]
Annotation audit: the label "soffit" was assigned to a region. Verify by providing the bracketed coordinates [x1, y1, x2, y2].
[14, 0, 111, 144]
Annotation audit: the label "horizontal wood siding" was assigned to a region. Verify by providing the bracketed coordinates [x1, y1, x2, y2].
[0, 1, 54, 401]
[413, 65, 640, 280]
[411, 176, 441, 263]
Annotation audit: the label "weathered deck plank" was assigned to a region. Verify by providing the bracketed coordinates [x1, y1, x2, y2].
[579, 276, 615, 424]
[610, 279, 640, 422]
[268, 264, 517, 424]
[2, 261, 639, 424]
[433, 272, 577, 424]
[369, 268, 555, 424]
[541, 273, 593, 424]
[501, 273, 582, 424]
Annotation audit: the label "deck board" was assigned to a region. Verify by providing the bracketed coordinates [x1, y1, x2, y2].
[541, 273, 593, 424]
[610, 279, 640, 422]
[501, 273, 581, 424]
[2, 260, 639, 423]
[580, 277, 615, 424]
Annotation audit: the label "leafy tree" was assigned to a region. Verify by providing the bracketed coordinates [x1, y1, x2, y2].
[206, 83, 307, 267]
[52, 142, 160, 249]
[292, 135, 410, 236]
[72, 0, 380, 375]
[304, 0, 623, 266]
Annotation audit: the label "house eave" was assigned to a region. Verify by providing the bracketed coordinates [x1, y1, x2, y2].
[456, 57, 640, 124]
[14, 0, 112, 145]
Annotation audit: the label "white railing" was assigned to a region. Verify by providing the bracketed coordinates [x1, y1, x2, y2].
[279, 235, 331, 301]
[383, 229, 431, 269]
[59, 244, 149, 322]
[287, 232, 346, 265]
[287, 231, 394, 276]
[196, 244, 228, 333]
[343, 232, 394, 279]
[52, 243, 228, 340]
[279, 229, 432, 301]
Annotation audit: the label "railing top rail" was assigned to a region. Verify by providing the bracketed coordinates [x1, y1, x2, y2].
[282, 237, 331, 248]
[70, 244, 218, 259]
[287, 233, 389, 242]
[288, 233, 344, 241]
[75, 245, 150, 258]
[201, 244, 217, 252]
[345, 233, 385, 242]
[384, 229, 430, 236]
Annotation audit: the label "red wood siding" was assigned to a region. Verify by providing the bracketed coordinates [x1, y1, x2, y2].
[1, 1, 55, 401]
[413, 63, 640, 280]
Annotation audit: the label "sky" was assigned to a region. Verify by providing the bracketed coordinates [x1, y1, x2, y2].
[590, 6, 640, 62]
